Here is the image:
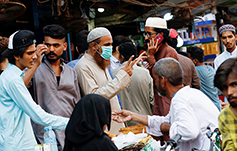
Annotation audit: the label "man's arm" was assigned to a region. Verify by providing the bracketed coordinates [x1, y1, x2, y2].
[113, 110, 170, 136]
[169, 98, 199, 141]
[23, 44, 47, 86]
[191, 64, 201, 89]
[8, 78, 68, 130]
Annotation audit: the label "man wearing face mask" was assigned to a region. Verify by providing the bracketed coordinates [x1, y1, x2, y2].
[75, 27, 138, 135]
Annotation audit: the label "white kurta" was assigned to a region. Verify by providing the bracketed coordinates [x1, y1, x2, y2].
[75, 53, 132, 134]
[214, 47, 237, 70]
[146, 86, 220, 151]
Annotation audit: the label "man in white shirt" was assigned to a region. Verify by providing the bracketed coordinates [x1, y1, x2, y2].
[214, 24, 237, 70]
[112, 57, 219, 151]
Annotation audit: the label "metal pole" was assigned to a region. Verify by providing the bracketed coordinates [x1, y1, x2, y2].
[67, 33, 72, 61]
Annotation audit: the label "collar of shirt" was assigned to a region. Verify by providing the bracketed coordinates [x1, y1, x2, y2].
[225, 46, 237, 56]
[8, 63, 25, 78]
[110, 56, 120, 64]
[42, 55, 65, 71]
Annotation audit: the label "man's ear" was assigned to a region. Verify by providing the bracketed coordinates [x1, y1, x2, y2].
[235, 34, 237, 40]
[160, 76, 166, 88]
[91, 42, 98, 50]
[14, 55, 20, 61]
[116, 46, 119, 52]
[76, 47, 79, 53]
[63, 42, 68, 51]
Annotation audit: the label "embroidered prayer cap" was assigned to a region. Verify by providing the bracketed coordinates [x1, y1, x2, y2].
[145, 17, 167, 29]
[219, 24, 236, 35]
[87, 27, 111, 43]
[2, 30, 36, 58]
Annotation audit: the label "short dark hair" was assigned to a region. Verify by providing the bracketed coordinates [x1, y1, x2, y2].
[153, 28, 171, 44]
[214, 58, 237, 91]
[112, 35, 131, 53]
[154, 57, 183, 86]
[8, 47, 28, 64]
[168, 38, 177, 50]
[43, 24, 67, 40]
[187, 47, 204, 63]
[118, 42, 137, 61]
[76, 30, 89, 54]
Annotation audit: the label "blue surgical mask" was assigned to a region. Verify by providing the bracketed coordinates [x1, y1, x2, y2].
[96, 44, 113, 60]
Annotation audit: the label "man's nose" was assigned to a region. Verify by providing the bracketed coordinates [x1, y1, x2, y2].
[227, 86, 235, 96]
[32, 52, 37, 59]
[49, 45, 55, 51]
[226, 37, 230, 43]
[144, 35, 149, 40]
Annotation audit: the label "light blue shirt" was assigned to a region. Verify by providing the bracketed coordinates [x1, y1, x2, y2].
[196, 65, 221, 111]
[110, 56, 120, 70]
[67, 55, 84, 69]
[0, 63, 69, 151]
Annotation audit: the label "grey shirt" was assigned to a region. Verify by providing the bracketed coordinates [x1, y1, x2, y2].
[29, 56, 81, 150]
[112, 62, 154, 126]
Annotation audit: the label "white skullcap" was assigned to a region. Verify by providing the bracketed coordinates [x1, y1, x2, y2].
[87, 27, 111, 43]
[145, 17, 167, 29]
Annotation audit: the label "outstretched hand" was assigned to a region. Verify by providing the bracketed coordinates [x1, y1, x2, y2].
[112, 110, 133, 123]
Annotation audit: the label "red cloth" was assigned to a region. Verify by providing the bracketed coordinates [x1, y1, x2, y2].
[169, 28, 178, 38]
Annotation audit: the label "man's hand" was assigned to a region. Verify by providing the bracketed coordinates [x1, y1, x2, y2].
[147, 38, 161, 57]
[112, 109, 149, 126]
[221, 102, 229, 109]
[112, 110, 133, 123]
[160, 122, 171, 135]
[34, 44, 48, 67]
[121, 55, 136, 76]
[121, 53, 146, 76]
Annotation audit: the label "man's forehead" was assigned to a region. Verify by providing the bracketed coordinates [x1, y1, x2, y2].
[145, 26, 155, 32]
[100, 35, 113, 43]
[221, 30, 235, 37]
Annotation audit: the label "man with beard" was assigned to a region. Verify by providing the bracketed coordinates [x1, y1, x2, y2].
[214, 58, 237, 150]
[144, 17, 179, 117]
[144, 17, 179, 142]
[75, 27, 139, 135]
[112, 57, 219, 151]
[28, 24, 81, 151]
[214, 24, 237, 70]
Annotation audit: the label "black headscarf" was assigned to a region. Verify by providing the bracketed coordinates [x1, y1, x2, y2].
[64, 94, 118, 151]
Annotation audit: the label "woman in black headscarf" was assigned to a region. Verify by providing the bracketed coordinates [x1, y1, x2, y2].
[63, 94, 118, 151]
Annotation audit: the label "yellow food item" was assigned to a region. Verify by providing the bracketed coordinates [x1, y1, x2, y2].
[119, 124, 147, 134]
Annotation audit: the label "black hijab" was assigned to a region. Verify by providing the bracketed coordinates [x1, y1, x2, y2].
[64, 94, 118, 151]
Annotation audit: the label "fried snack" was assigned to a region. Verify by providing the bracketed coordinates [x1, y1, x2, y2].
[105, 132, 118, 139]
[119, 124, 147, 134]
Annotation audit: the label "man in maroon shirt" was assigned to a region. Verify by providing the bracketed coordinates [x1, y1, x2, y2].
[144, 17, 179, 142]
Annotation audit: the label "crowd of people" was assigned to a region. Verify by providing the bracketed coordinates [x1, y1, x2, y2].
[0, 16, 237, 151]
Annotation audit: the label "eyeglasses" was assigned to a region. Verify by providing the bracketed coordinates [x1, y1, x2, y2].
[143, 32, 157, 38]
